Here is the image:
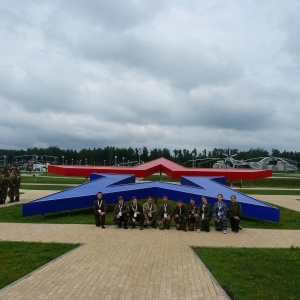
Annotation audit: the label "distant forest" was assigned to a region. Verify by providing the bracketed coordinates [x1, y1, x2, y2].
[1, 146, 300, 167]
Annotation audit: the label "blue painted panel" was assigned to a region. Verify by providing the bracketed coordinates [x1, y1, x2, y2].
[22, 174, 280, 222]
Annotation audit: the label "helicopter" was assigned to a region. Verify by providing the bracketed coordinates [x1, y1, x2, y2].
[241, 157, 298, 173]
[189, 151, 299, 173]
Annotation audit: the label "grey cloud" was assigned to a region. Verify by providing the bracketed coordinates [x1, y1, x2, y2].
[0, 1, 300, 152]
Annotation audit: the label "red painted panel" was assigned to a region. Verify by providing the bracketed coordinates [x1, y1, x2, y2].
[48, 158, 272, 180]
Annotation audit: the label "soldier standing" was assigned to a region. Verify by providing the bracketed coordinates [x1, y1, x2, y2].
[1, 166, 10, 204]
[212, 193, 228, 234]
[128, 196, 144, 230]
[113, 196, 129, 229]
[93, 192, 107, 228]
[227, 195, 242, 233]
[14, 168, 21, 202]
[199, 196, 212, 232]
[143, 196, 158, 228]
[187, 198, 199, 231]
[0, 173, 3, 204]
[157, 194, 173, 230]
[8, 169, 18, 203]
[173, 200, 187, 231]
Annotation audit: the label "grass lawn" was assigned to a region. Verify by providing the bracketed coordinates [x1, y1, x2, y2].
[0, 241, 80, 289]
[193, 246, 300, 300]
[20, 185, 72, 191]
[234, 189, 300, 195]
[21, 172, 86, 184]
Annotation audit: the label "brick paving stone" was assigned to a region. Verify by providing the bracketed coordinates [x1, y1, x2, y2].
[0, 191, 300, 299]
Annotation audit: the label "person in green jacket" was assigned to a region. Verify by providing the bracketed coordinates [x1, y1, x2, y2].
[113, 196, 129, 229]
[157, 194, 173, 230]
[93, 192, 107, 228]
[199, 196, 212, 232]
[227, 195, 242, 233]
[173, 200, 187, 231]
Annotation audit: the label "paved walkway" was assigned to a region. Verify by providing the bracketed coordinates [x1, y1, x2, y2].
[0, 191, 299, 300]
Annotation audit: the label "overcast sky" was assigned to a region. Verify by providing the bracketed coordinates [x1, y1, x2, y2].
[1, 1, 299, 152]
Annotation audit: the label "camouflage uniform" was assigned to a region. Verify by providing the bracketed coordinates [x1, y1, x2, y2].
[212, 201, 227, 232]
[227, 202, 242, 233]
[113, 200, 129, 229]
[8, 171, 18, 203]
[157, 203, 173, 230]
[15, 169, 21, 201]
[93, 198, 107, 228]
[1, 174, 9, 204]
[143, 202, 158, 228]
[199, 202, 212, 232]
[0, 175, 3, 204]
[187, 204, 199, 231]
[173, 204, 187, 231]
[129, 203, 144, 229]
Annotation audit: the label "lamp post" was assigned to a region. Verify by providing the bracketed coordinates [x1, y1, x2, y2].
[114, 156, 117, 166]
[138, 148, 142, 165]
[192, 153, 195, 168]
[71, 158, 73, 165]
[122, 157, 125, 165]
[104, 160, 106, 166]
[62, 156, 64, 165]
[85, 158, 87, 165]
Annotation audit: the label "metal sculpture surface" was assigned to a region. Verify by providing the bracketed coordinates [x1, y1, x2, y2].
[23, 173, 279, 222]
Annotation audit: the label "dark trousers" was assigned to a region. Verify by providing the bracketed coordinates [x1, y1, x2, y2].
[130, 214, 145, 228]
[114, 215, 128, 228]
[230, 217, 240, 232]
[174, 216, 187, 230]
[187, 215, 199, 230]
[200, 218, 210, 232]
[94, 214, 105, 227]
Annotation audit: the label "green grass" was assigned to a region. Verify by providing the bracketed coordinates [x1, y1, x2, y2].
[21, 172, 86, 184]
[20, 185, 71, 191]
[231, 177, 300, 188]
[235, 189, 300, 195]
[0, 241, 80, 289]
[0, 201, 299, 230]
[193, 246, 300, 300]
[240, 204, 300, 229]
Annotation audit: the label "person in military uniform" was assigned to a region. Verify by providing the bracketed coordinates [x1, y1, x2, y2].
[8, 169, 18, 203]
[173, 200, 187, 231]
[199, 196, 212, 232]
[14, 168, 21, 202]
[227, 195, 242, 233]
[128, 196, 144, 230]
[212, 193, 228, 234]
[0, 172, 3, 204]
[143, 196, 158, 228]
[157, 194, 173, 230]
[93, 192, 107, 228]
[113, 196, 129, 229]
[1, 166, 10, 204]
[187, 198, 199, 231]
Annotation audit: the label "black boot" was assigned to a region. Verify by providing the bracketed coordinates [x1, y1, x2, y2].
[15, 196, 19, 202]
[8, 198, 14, 203]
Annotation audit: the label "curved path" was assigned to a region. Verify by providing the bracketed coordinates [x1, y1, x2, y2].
[0, 190, 299, 300]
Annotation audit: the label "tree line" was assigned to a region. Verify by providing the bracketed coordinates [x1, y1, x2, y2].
[1, 146, 300, 167]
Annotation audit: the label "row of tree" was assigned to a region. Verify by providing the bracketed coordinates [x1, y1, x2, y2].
[0, 146, 299, 167]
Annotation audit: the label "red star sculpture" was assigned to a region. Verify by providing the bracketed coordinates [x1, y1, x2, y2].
[48, 157, 271, 180]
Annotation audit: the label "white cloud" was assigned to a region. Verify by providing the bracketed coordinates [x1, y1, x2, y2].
[0, 0, 300, 152]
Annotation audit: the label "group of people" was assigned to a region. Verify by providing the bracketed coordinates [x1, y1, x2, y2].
[0, 166, 21, 204]
[93, 192, 242, 233]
